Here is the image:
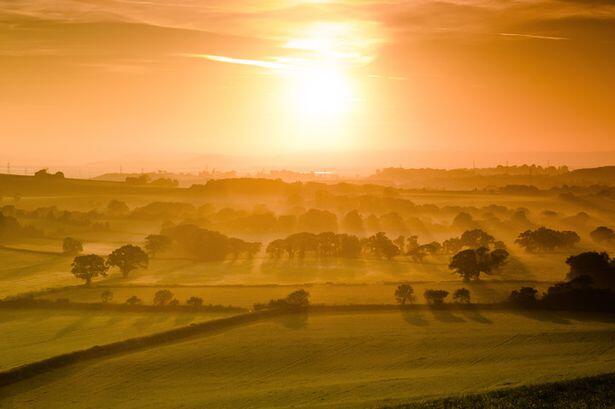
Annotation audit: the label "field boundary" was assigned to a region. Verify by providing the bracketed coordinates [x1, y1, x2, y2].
[0, 309, 284, 388]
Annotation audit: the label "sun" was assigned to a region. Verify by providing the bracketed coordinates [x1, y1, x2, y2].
[280, 22, 371, 121]
[288, 66, 354, 118]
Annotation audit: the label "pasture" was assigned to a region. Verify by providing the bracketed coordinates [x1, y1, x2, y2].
[1, 310, 614, 408]
[0, 307, 233, 371]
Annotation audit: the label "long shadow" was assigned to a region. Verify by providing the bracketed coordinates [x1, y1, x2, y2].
[274, 313, 308, 330]
[510, 309, 571, 325]
[458, 306, 493, 324]
[427, 307, 466, 323]
[401, 309, 429, 326]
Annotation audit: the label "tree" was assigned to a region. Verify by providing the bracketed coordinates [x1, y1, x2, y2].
[460, 229, 495, 248]
[508, 287, 538, 307]
[590, 226, 615, 244]
[298, 209, 338, 233]
[126, 295, 142, 305]
[107, 245, 149, 278]
[565, 252, 615, 289]
[285, 289, 310, 307]
[424, 289, 449, 305]
[62, 237, 83, 255]
[186, 296, 203, 307]
[107, 199, 129, 216]
[362, 232, 400, 260]
[100, 289, 113, 304]
[342, 210, 364, 234]
[71, 254, 108, 286]
[452, 288, 471, 304]
[395, 284, 415, 305]
[449, 247, 509, 281]
[515, 227, 580, 253]
[153, 289, 174, 306]
[144, 234, 172, 258]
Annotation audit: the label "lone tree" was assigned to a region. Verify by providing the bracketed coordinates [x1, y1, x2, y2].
[62, 237, 83, 256]
[144, 234, 172, 258]
[285, 289, 310, 307]
[153, 289, 174, 306]
[107, 199, 129, 216]
[394, 284, 415, 305]
[100, 289, 113, 304]
[126, 295, 142, 305]
[449, 247, 509, 281]
[186, 296, 204, 307]
[424, 289, 449, 305]
[71, 254, 108, 286]
[452, 288, 471, 304]
[107, 245, 149, 278]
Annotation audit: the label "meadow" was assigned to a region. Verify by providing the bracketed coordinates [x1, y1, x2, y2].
[0, 307, 233, 371]
[1, 310, 614, 408]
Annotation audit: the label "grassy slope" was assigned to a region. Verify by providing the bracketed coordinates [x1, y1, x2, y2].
[391, 372, 615, 409]
[0, 247, 72, 299]
[2, 310, 614, 408]
[0, 308, 233, 371]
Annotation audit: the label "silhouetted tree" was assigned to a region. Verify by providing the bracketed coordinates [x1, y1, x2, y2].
[144, 234, 172, 258]
[62, 237, 83, 256]
[286, 289, 310, 307]
[395, 284, 415, 305]
[515, 227, 580, 252]
[460, 229, 495, 248]
[565, 251, 615, 289]
[424, 289, 449, 305]
[100, 289, 113, 304]
[452, 288, 471, 304]
[153, 289, 174, 306]
[186, 296, 203, 307]
[107, 245, 149, 278]
[362, 232, 400, 260]
[508, 287, 539, 307]
[449, 247, 509, 281]
[71, 254, 108, 286]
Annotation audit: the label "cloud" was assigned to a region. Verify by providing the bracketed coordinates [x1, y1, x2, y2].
[499, 32, 569, 40]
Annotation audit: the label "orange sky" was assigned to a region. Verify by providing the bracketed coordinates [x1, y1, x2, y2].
[1, 0, 614, 169]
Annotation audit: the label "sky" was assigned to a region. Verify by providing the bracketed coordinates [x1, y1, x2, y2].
[1, 0, 614, 171]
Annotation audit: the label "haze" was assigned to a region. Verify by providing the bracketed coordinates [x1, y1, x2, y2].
[1, 0, 614, 169]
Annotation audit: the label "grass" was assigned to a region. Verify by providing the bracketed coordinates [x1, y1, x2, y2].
[390, 372, 615, 408]
[0, 307, 235, 371]
[0, 247, 73, 299]
[1, 310, 614, 408]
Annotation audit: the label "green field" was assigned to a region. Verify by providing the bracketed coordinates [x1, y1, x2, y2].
[0, 308, 233, 371]
[2, 310, 614, 408]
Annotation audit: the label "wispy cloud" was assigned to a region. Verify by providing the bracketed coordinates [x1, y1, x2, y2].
[182, 53, 287, 70]
[499, 32, 569, 41]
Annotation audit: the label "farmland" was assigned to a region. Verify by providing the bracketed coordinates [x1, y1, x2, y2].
[1, 310, 614, 408]
[0, 307, 233, 371]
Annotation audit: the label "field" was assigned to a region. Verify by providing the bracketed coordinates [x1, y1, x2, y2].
[0, 307, 233, 371]
[2, 310, 614, 408]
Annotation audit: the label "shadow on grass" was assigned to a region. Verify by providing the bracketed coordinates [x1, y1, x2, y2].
[428, 308, 466, 323]
[401, 309, 429, 326]
[274, 313, 308, 330]
[458, 307, 493, 324]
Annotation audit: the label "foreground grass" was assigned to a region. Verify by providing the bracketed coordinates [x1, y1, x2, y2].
[0, 308, 234, 371]
[2, 310, 614, 408]
[391, 372, 615, 408]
